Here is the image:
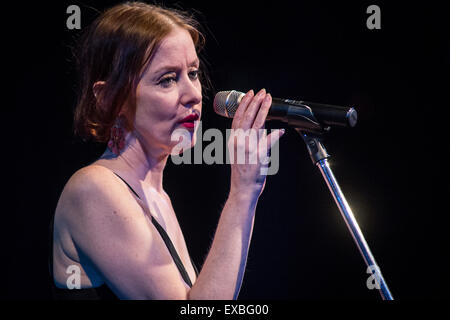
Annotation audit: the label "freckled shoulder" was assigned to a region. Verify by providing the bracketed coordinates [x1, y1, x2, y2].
[56, 165, 147, 228]
[65, 165, 117, 193]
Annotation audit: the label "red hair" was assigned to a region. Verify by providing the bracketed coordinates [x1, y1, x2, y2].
[73, 1, 206, 142]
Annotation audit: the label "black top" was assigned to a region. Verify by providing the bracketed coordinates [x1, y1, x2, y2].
[49, 172, 198, 300]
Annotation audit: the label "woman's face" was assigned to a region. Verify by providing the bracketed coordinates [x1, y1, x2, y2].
[134, 27, 202, 155]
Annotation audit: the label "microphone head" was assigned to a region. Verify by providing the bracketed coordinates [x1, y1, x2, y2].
[213, 90, 245, 118]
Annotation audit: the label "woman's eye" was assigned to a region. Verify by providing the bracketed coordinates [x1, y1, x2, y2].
[158, 76, 176, 88]
[189, 70, 200, 80]
[157, 70, 199, 88]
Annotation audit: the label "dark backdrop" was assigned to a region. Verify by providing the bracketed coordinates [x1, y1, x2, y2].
[5, 0, 449, 299]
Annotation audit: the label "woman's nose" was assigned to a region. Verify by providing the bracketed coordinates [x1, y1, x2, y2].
[180, 76, 202, 107]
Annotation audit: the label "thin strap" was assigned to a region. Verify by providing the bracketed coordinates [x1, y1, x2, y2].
[113, 172, 198, 286]
[150, 216, 194, 287]
[113, 173, 140, 199]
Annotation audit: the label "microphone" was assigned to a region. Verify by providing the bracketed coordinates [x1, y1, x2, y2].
[213, 90, 357, 133]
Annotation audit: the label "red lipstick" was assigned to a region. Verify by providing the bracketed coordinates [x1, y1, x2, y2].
[178, 113, 199, 129]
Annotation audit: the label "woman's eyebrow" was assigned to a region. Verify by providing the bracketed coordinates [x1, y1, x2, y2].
[189, 58, 200, 67]
[153, 59, 200, 75]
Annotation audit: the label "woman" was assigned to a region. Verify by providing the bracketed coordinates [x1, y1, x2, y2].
[51, 1, 284, 300]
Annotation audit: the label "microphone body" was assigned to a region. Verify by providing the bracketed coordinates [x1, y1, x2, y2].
[214, 90, 357, 133]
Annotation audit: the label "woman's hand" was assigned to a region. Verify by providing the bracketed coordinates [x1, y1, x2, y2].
[228, 89, 285, 198]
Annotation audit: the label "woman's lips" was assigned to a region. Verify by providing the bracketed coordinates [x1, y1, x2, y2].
[179, 113, 199, 122]
[180, 122, 195, 129]
[178, 113, 199, 129]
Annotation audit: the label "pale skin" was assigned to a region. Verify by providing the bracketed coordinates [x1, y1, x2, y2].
[53, 26, 284, 299]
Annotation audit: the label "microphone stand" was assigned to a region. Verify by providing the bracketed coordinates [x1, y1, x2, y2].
[295, 129, 394, 300]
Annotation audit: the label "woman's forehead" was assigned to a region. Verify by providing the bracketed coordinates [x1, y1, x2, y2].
[149, 28, 199, 71]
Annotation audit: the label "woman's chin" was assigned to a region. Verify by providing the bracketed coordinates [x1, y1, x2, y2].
[170, 127, 197, 155]
[170, 139, 196, 156]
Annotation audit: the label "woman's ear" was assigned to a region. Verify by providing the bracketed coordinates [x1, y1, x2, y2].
[93, 81, 106, 106]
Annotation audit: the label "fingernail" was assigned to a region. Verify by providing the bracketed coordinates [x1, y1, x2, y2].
[258, 88, 266, 96]
[244, 90, 254, 101]
[280, 128, 286, 135]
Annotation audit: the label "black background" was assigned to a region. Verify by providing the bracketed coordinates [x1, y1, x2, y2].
[5, 0, 450, 300]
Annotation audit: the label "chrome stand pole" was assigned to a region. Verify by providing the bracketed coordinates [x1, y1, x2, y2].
[297, 130, 394, 300]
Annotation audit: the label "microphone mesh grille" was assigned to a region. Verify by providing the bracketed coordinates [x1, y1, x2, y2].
[213, 90, 242, 118]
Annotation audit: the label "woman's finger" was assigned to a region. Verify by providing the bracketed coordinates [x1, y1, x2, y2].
[239, 88, 266, 130]
[252, 93, 272, 130]
[264, 128, 285, 152]
[231, 90, 254, 129]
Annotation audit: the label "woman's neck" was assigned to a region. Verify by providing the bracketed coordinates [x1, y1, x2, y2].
[98, 131, 169, 193]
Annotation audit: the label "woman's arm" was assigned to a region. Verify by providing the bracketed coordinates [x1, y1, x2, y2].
[188, 89, 284, 299]
[188, 190, 258, 299]
[59, 166, 192, 299]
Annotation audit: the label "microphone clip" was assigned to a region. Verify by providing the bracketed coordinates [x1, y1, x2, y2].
[295, 129, 330, 165]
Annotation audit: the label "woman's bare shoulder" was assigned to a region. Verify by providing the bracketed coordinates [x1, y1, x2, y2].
[65, 164, 115, 192]
[56, 165, 133, 222]
[55, 164, 150, 248]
